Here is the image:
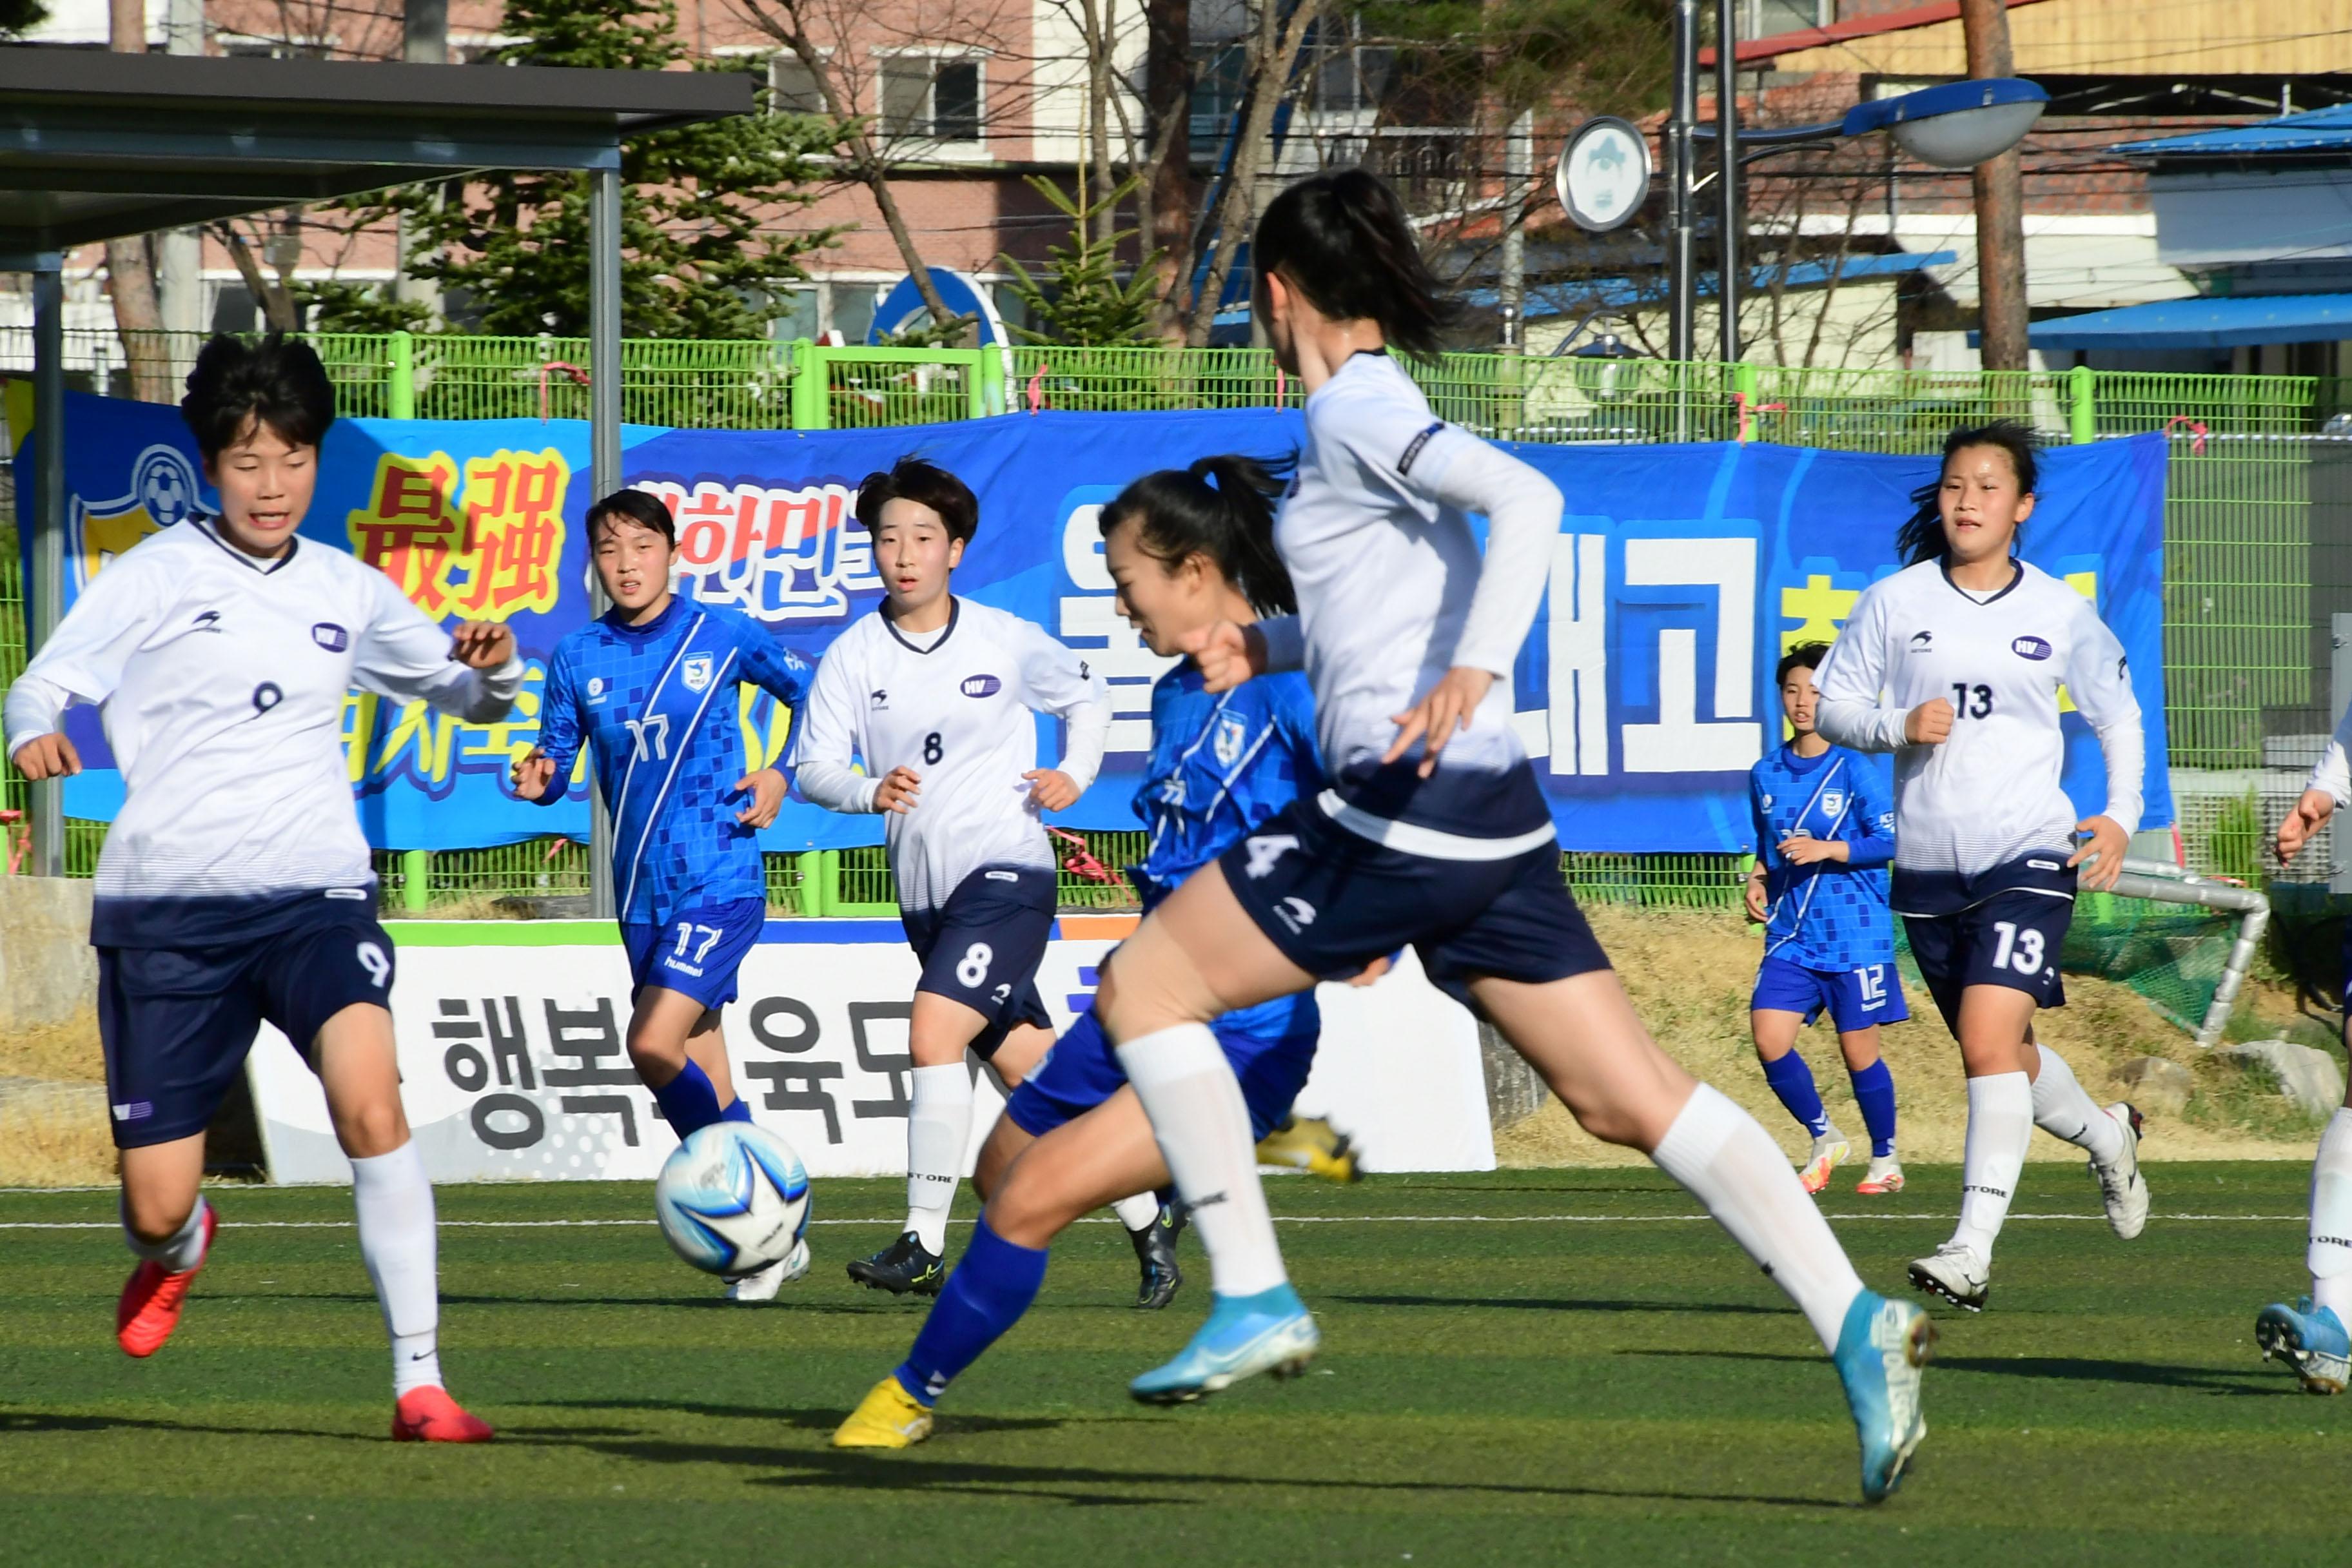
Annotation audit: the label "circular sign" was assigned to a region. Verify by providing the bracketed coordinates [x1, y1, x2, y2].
[1556, 117, 1653, 233]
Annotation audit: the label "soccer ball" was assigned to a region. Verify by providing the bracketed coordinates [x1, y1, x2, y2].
[653, 1122, 812, 1277]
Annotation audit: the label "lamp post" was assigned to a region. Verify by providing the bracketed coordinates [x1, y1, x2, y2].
[1558, 77, 2050, 360]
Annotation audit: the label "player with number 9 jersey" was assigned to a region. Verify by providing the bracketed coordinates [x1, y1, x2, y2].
[792, 458, 1113, 1294]
[520, 489, 815, 1300]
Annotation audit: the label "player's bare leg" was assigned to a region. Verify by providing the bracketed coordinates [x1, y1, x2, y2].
[1751, 1006, 1850, 1193]
[115, 1132, 213, 1358]
[627, 986, 742, 1124]
[313, 1001, 490, 1442]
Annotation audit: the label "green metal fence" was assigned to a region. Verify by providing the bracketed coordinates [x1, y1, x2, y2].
[5, 335, 2344, 912]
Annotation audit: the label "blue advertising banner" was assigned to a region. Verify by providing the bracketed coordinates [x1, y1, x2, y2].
[19, 394, 2171, 854]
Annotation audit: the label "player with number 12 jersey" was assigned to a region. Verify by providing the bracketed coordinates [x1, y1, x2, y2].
[793, 458, 1112, 1295]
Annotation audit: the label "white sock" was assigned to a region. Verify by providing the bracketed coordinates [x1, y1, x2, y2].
[906, 1063, 973, 1255]
[351, 1141, 443, 1398]
[2030, 1046, 2124, 1163]
[1951, 1072, 2033, 1261]
[2308, 1108, 2352, 1320]
[122, 1194, 210, 1273]
[1650, 1083, 1865, 1353]
[1112, 1191, 1162, 1232]
[1117, 1024, 1287, 1297]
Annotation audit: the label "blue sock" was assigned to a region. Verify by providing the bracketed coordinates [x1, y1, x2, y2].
[720, 1097, 753, 1124]
[894, 1216, 1049, 1407]
[1848, 1059, 1897, 1157]
[651, 1059, 725, 1139]
[1760, 1049, 1830, 1139]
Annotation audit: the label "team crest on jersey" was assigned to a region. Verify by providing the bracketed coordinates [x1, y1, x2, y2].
[961, 674, 1001, 698]
[1818, 789, 1846, 818]
[587, 676, 608, 704]
[1213, 712, 1248, 768]
[311, 622, 348, 652]
[2011, 635, 2052, 660]
[681, 653, 714, 692]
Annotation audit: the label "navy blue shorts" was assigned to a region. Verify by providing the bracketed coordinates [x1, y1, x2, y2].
[1902, 889, 2071, 1034]
[903, 864, 1055, 1059]
[1751, 954, 1910, 1032]
[620, 896, 768, 1011]
[97, 905, 398, 1149]
[1217, 795, 1608, 1011]
[1004, 1005, 1319, 1143]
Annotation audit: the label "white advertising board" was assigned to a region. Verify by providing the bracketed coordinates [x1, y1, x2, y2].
[248, 919, 1494, 1184]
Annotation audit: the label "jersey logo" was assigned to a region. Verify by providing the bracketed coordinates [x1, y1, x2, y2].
[681, 653, 714, 692]
[1818, 789, 1846, 818]
[311, 622, 348, 652]
[1276, 896, 1318, 931]
[870, 687, 888, 709]
[587, 676, 608, 705]
[2010, 635, 2052, 661]
[1908, 630, 1934, 650]
[961, 674, 1002, 698]
[985, 870, 1018, 883]
[190, 609, 222, 633]
[1213, 713, 1248, 768]
[1397, 420, 1444, 475]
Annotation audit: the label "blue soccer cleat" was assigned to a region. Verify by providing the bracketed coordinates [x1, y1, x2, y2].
[1129, 1283, 1319, 1404]
[2256, 1297, 2349, 1395]
[1832, 1289, 1936, 1504]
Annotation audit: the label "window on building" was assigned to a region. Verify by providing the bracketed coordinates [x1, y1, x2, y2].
[1190, 43, 1249, 140]
[879, 57, 983, 143]
[770, 52, 830, 115]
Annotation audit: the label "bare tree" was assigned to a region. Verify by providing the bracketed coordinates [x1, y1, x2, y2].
[1184, 0, 1321, 347]
[1139, 0, 1194, 338]
[212, 219, 302, 334]
[105, 0, 172, 400]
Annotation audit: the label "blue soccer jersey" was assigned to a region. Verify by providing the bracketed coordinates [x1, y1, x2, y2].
[1750, 742, 1896, 971]
[1130, 664, 1322, 1035]
[534, 596, 812, 925]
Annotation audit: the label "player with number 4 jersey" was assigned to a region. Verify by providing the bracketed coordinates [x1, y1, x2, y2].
[1816, 420, 2151, 1315]
[792, 458, 1112, 1295]
[518, 488, 815, 1302]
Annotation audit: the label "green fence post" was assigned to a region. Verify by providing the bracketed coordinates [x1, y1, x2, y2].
[979, 344, 1006, 415]
[2068, 364, 2097, 444]
[1732, 361, 1759, 443]
[401, 848, 431, 912]
[387, 329, 415, 420]
[789, 339, 827, 430]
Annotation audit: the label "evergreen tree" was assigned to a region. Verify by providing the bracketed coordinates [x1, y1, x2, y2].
[342, 0, 841, 339]
[998, 177, 1164, 347]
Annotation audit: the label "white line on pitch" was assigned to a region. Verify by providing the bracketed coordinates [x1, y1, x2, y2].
[0, 1212, 2307, 1231]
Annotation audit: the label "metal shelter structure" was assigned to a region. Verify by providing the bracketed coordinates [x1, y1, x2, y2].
[0, 47, 752, 910]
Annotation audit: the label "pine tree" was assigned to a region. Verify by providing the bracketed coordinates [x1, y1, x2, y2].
[335, 0, 841, 339]
[997, 176, 1164, 347]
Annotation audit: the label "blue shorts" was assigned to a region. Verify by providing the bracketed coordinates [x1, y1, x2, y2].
[1217, 790, 1608, 1012]
[1751, 955, 1910, 1032]
[903, 864, 1055, 1059]
[620, 896, 767, 1011]
[1004, 1005, 1320, 1143]
[97, 896, 398, 1149]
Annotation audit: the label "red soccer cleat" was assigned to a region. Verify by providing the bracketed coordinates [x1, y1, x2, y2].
[115, 1204, 217, 1358]
[391, 1386, 496, 1444]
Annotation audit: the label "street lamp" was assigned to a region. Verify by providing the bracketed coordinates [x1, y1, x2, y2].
[1556, 68, 2048, 361]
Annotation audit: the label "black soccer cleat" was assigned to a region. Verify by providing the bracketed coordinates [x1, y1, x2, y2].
[1130, 1201, 1186, 1310]
[847, 1231, 946, 1297]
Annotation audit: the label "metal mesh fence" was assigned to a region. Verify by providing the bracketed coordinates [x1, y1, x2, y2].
[5, 338, 2347, 916]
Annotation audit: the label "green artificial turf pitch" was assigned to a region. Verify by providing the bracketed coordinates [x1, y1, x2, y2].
[0, 1164, 2340, 1565]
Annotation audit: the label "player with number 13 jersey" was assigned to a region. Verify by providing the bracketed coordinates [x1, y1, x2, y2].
[793, 458, 1112, 1294]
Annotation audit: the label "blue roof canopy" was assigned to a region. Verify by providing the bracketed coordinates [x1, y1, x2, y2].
[2113, 104, 2352, 157]
[2022, 293, 2352, 349]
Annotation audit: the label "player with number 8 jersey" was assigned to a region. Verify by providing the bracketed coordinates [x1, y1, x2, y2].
[1815, 420, 2151, 1315]
[793, 458, 1113, 1294]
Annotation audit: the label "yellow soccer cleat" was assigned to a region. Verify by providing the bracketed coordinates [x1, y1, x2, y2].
[831, 1376, 935, 1449]
[1798, 1131, 1851, 1196]
[1256, 1116, 1361, 1183]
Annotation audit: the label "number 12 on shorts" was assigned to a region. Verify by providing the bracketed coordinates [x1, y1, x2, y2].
[1990, 920, 2044, 975]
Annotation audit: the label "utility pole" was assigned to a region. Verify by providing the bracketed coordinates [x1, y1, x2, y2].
[1959, 0, 2030, 370]
[1498, 110, 1533, 352]
[1667, 0, 1698, 362]
[157, 0, 204, 382]
[1714, 0, 1740, 363]
[400, 2, 449, 324]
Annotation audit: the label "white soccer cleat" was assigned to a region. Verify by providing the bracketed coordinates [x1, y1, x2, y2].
[2090, 1102, 2150, 1241]
[1798, 1128, 1852, 1196]
[1907, 1242, 1990, 1313]
[727, 1238, 810, 1303]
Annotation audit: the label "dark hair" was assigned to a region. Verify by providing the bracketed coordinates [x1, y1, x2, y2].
[1252, 168, 1462, 360]
[1099, 455, 1295, 616]
[180, 331, 336, 459]
[1776, 641, 1832, 685]
[587, 488, 676, 545]
[1896, 420, 2041, 565]
[856, 456, 979, 545]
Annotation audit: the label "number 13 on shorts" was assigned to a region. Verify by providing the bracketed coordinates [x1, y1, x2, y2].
[1990, 919, 2045, 975]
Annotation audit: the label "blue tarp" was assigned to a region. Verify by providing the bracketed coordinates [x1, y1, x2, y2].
[2023, 293, 2352, 349]
[2115, 104, 2352, 157]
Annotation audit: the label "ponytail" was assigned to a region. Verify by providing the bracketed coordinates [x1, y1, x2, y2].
[1252, 168, 1462, 360]
[1897, 419, 2041, 565]
[1100, 455, 1296, 616]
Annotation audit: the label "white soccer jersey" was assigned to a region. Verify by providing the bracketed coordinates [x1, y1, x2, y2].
[3, 518, 523, 927]
[1813, 558, 2144, 898]
[2304, 700, 2352, 808]
[790, 597, 1112, 912]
